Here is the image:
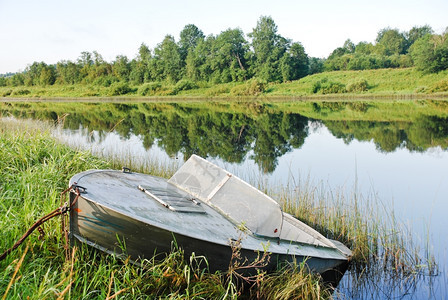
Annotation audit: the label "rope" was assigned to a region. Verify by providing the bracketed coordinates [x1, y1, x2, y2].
[0, 185, 81, 262]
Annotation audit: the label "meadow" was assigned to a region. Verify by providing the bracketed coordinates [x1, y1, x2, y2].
[1, 68, 448, 100]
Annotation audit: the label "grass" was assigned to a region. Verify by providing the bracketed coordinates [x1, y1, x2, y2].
[274, 176, 437, 275]
[0, 117, 438, 299]
[1, 68, 448, 99]
[267, 68, 448, 97]
[0, 118, 330, 299]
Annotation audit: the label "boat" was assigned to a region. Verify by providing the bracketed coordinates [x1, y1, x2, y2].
[68, 154, 351, 284]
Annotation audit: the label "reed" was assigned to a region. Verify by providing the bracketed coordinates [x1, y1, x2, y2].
[271, 174, 438, 297]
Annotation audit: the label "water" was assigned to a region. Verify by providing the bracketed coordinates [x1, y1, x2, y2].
[2, 99, 447, 298]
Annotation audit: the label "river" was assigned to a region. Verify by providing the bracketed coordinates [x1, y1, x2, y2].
[1, 99, 447, 298]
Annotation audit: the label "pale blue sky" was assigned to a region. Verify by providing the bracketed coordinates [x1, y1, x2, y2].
[0, 0, 447, 74]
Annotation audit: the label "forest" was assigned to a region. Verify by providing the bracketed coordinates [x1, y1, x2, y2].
[0, 16, 447, 90]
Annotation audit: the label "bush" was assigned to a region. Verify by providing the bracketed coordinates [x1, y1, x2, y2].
[109, 82, 132, 96]
[348, 101, 370, 112]
[312, 78, 346, 94]
[174, 80, 198, 93]
[347, 79, 369, 92]
[428, 79, 448, 93]
[205, 85, 230, 96]
[139, 82, 162, 96]
[11, 89, 31, 96]
[2, 89, 12, 97]
[94, 75, 119, 87]
[230, 78, 267, 96]
[414, 86, 427, 93]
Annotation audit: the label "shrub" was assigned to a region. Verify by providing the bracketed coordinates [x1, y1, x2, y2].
[174, 79, 198, 93]
[428, 79, 448, 93]
[11, 89, 31, 96]
[414, 86, 427, 93]
[139, 82, 162, 96]
[348, 101, 370, 112]
[109, 82, 132, 96]
[94, 75, 119, 87]
[2, 89, 12, 97]
[205, 85, 230, 96]
[230, 78, 266, 96]
[157, 87, 177, 96]
[311, 80, 323, 94]
[312, 78, 346, 94]
[347, 79, 369, 93]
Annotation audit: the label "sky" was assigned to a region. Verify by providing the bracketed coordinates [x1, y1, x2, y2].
[0, 0, 447, 74]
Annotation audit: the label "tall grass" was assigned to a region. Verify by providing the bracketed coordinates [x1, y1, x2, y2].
[0, 117, 438, 299]
[1, 118, 329, 299]
[270, 174, 438, 298]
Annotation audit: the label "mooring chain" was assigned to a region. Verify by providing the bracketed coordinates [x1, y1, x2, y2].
[0, 184, 83, 262]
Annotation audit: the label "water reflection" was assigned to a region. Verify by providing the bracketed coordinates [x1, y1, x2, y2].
[1, 100, 448, 173]
[2, 99, 448, 299]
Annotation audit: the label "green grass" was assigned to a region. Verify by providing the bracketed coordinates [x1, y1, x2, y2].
[267, 68, 448, 97]
[0, 117, 438, 299]
[0, 118, 331, 299]
[272, 177, 437, 277]
[1, 68, 448, 99]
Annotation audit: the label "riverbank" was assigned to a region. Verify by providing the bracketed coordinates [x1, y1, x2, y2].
[1, 68, 448, 100]
[0, 118, 330, 299]
[0, 116, 438, 298]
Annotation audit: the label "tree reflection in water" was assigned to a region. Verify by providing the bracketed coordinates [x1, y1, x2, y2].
[1, 100, 447, 173]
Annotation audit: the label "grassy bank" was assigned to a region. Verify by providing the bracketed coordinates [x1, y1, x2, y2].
[1, 68, 448, 100]
[0, 118, 331, 299]
[0, 118, 437, 299]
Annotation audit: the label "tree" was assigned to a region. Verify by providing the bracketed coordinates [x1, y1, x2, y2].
[280, 42, 309, 81]
[406, 25, 433, 48]
[56, 60, 81, 84]
[375, 28, 407, 55]
[249, 16, 290, 82]
[24, 62, 43, 85]
[23, 62, 55, 86]
[10, 73, 25, 86]
[76, 51, 95, 81]
[153, 35, 183, 82]
[355, 41, 375, 55]
[130, 43, 152, 83]
[410, 33, 448, 73]
[179, 24, 205, 61]
[309, 57, 325, 74]
[327, 39, 355, 60]
[209, 28, 249, 82]
[185, 36, 214, 82]
[77, 51, 93, 67]
[39, 65, 56, 86]
[343, 39, 356, 53]
[92, 51, 111, 77]
[112, 55, 131, 81]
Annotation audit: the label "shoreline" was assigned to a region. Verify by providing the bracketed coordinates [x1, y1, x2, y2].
[2, 92, 448, 103]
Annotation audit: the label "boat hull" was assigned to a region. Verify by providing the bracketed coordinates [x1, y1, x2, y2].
[69, 189, 349, 284]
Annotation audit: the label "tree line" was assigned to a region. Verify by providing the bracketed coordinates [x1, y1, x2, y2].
[324, 25, 448, 72]
[0, 16, 447, 89]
